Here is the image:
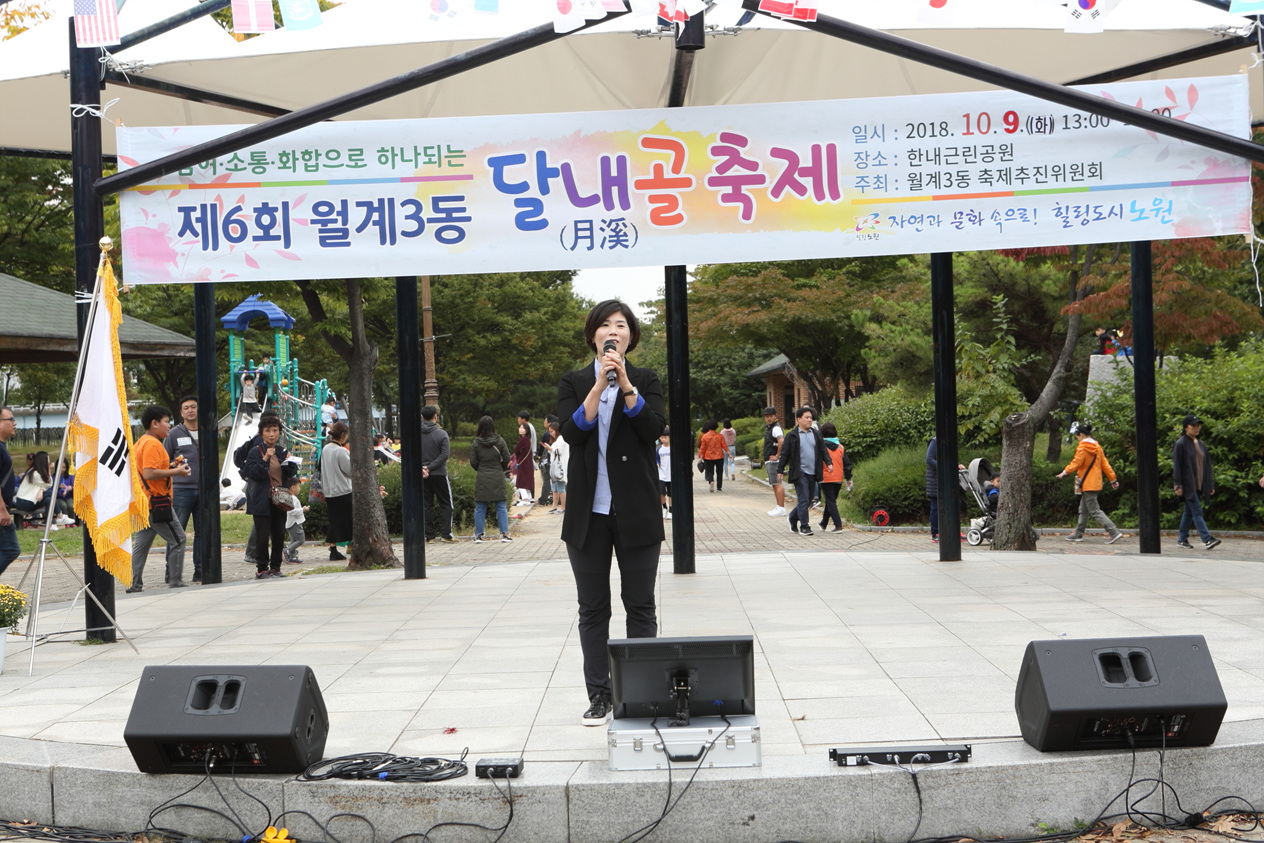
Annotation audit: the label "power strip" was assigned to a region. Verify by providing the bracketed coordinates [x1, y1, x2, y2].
[830, 744, 971, 767]
[475, 757, 524, 779]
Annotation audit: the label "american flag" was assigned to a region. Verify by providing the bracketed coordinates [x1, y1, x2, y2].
[74, 0, 121, 48]
[231, 0, 275, 33]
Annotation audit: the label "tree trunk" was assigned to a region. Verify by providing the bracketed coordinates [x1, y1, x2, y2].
[294, 278, 400, 570]
[1045, 411, 1063, 463]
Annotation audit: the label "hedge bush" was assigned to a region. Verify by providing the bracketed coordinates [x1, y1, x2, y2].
[821, 387, 934, 463]
[1085, 342, 1264, 530]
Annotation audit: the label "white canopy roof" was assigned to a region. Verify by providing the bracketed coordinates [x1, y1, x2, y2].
[0, 0, 1257, 156]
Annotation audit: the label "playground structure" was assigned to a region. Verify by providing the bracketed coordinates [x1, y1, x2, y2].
[219, 295, 330, 503]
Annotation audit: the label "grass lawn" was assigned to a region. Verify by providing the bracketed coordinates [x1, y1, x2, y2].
[16, 510, 259, 555]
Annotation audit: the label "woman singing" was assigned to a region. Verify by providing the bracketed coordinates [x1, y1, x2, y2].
[556, 300, 667, 726]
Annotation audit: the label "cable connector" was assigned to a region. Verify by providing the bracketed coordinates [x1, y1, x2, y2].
[475, 757, 524, 779]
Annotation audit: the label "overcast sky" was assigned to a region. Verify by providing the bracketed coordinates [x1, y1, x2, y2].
[571, 266, 669, 319]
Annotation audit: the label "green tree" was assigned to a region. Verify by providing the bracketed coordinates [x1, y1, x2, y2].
[955, 296, 1030, 447]
[690, 257, 910, 412]
[13, 362, 75, 444]
[0, 157, 75, 291]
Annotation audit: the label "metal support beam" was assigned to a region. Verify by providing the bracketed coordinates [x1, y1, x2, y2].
[931, 253, 961, 562]
[740, 1, 1264, 165]
[665, 265, 694, 574]
[396, 277, 426, 579]
[96, 10, 629, 196]
[70, 21, 114, 641]
[1130, 242, 1161, 554]
[117, 0, 231, 53]
[194, 283, 222, 583]
[104, 72, 290, 118]
[1068, 35, 1255, 86]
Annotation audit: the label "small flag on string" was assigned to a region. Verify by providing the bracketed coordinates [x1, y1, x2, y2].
[277, 0, 322, 31]
[73, 0, 121, 47]
[1229, 0, 1264, 12]
[1065, 0, 1121, 34]
[231, 0, 274, 33]
[758, 0, 817, 22]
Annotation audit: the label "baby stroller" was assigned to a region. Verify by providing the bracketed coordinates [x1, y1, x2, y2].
[959, 457, 998, 546]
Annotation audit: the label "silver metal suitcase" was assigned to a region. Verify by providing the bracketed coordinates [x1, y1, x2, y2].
[607, 715, 761, 771]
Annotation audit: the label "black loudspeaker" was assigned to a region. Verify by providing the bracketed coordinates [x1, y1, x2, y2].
[1015, 635, 1226, 752]
[124, 665, 329, 774]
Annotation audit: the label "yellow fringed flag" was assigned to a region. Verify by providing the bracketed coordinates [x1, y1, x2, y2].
[68, 247, 149, 586]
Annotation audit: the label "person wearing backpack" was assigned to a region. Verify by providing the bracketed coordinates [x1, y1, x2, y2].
[817, 421, 852, 533]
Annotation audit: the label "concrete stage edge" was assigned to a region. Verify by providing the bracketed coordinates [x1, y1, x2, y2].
[2, 548, 1263, 842]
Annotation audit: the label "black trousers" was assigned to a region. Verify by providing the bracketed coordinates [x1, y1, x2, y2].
[253, 508, 286, 572]
[702, 457, 725, 490]
[422, 474, 453, 540]
[566, 512, 660, 700]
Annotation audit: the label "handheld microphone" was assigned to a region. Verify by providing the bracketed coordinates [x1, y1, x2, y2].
[602, 339, 619, 386]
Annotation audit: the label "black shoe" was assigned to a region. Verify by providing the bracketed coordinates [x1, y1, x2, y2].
[582, 694, 612, 726]
[329, 548, 347, 561]
[800, 527, 814, 536]
[255, 570, 270, 579]
[1176, 539, 1194, 549]
[125, 585, 142, 594]
[192, 573, 202, 584]
[1204, 537, 1222, 550]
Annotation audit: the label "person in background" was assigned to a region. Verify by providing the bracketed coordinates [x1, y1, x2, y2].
[55, 458, 76, 525]
[1056, 420, 1124, 545]
[129, 406, 191, 593]
[556, 299, 666, 726]
[512, 423, 535, 506]
[240, 372, 259, 422]
[284, 478, 309, 564]
[321, 421, 353, 561]
[696, 419, 730, 493]
[165, 395, 204, 582]
[320, 396, 337, 437]
[0, 407, 20, 577]
[243, 414, 296, 578]
[547, 420, 568, 515]
[721, 418, 738, 481]
[1172, 413, 1221, 551]
[817, 421, 852, 533]
[657, 427, 672, 519]
[781, 407, 824, 537]
[762, 407, 786, 517]
[256, 355, 272, 399]
[420, 405, 454, 543]
[537, 415, 555, 507]
[469, 415, 512, 542]
[13, 451, 53, 520]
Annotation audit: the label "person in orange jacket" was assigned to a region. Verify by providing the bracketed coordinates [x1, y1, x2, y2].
[696, 419, 732, 493]
[1056, 421, 1124, 545]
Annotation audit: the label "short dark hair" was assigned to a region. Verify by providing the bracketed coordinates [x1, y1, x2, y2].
[702, 419, 718, 433]
[795, 406, 814, 419]
[179, 395, 197, 409]
[517, 410, 530, 421]
[422, 405, 438, 420]
[328, 421, 349, 441]
[722, 419, 732, 428]
[476, 415, 496, 439]
[584, 299, 641, 355]
[258, 414, 282, 432]
[820, 421, 838, 438]
[243, 373, 255, 382]
[141, 406, 170, 430]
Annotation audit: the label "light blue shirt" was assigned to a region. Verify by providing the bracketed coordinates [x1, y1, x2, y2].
[797, 427, 817, 477]
[571, 358, 645, 515]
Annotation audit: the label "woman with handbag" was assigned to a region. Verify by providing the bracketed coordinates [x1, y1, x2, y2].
[128, 407, 191, 593]
[1056, 421, 1124, 545]
[244, 414, 297, 579]
[320, 421, 354, 561]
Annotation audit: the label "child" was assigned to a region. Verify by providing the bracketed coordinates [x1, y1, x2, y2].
[657, 428, 672, 519]
[285, 479, 310, 564]
[547, 421, 567, 514]
[240, 372, 259, 422]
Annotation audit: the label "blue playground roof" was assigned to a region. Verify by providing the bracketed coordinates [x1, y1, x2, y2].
[221, 294, 296, 331]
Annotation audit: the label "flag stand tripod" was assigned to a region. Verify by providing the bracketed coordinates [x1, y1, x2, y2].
[17, 238, 138, 675]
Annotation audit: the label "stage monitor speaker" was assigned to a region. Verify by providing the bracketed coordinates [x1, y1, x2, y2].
[1015, 635, 1226, 752]
[124, 665, 328, 774]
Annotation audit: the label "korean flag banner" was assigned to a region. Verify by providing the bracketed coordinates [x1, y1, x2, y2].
[68, 252, 149, 586]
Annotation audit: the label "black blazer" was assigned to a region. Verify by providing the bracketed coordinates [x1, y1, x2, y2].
[556, 362, 667, 549]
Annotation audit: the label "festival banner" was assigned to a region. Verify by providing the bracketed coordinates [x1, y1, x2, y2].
[117, 75, 1252, 285]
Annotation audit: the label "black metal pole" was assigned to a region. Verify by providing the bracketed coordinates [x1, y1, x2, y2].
[931, 253, 961, 562]
[1130, 242, 1161, 554]
[665, 265, 694, 574]
[96, 10, 630, 196]
[70, 21, 114, 641]
[740, 1, 1264, 167]
[396, 277, 425, 579]
[116, 0, 230, 52]
[194, 283, 223, 583]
